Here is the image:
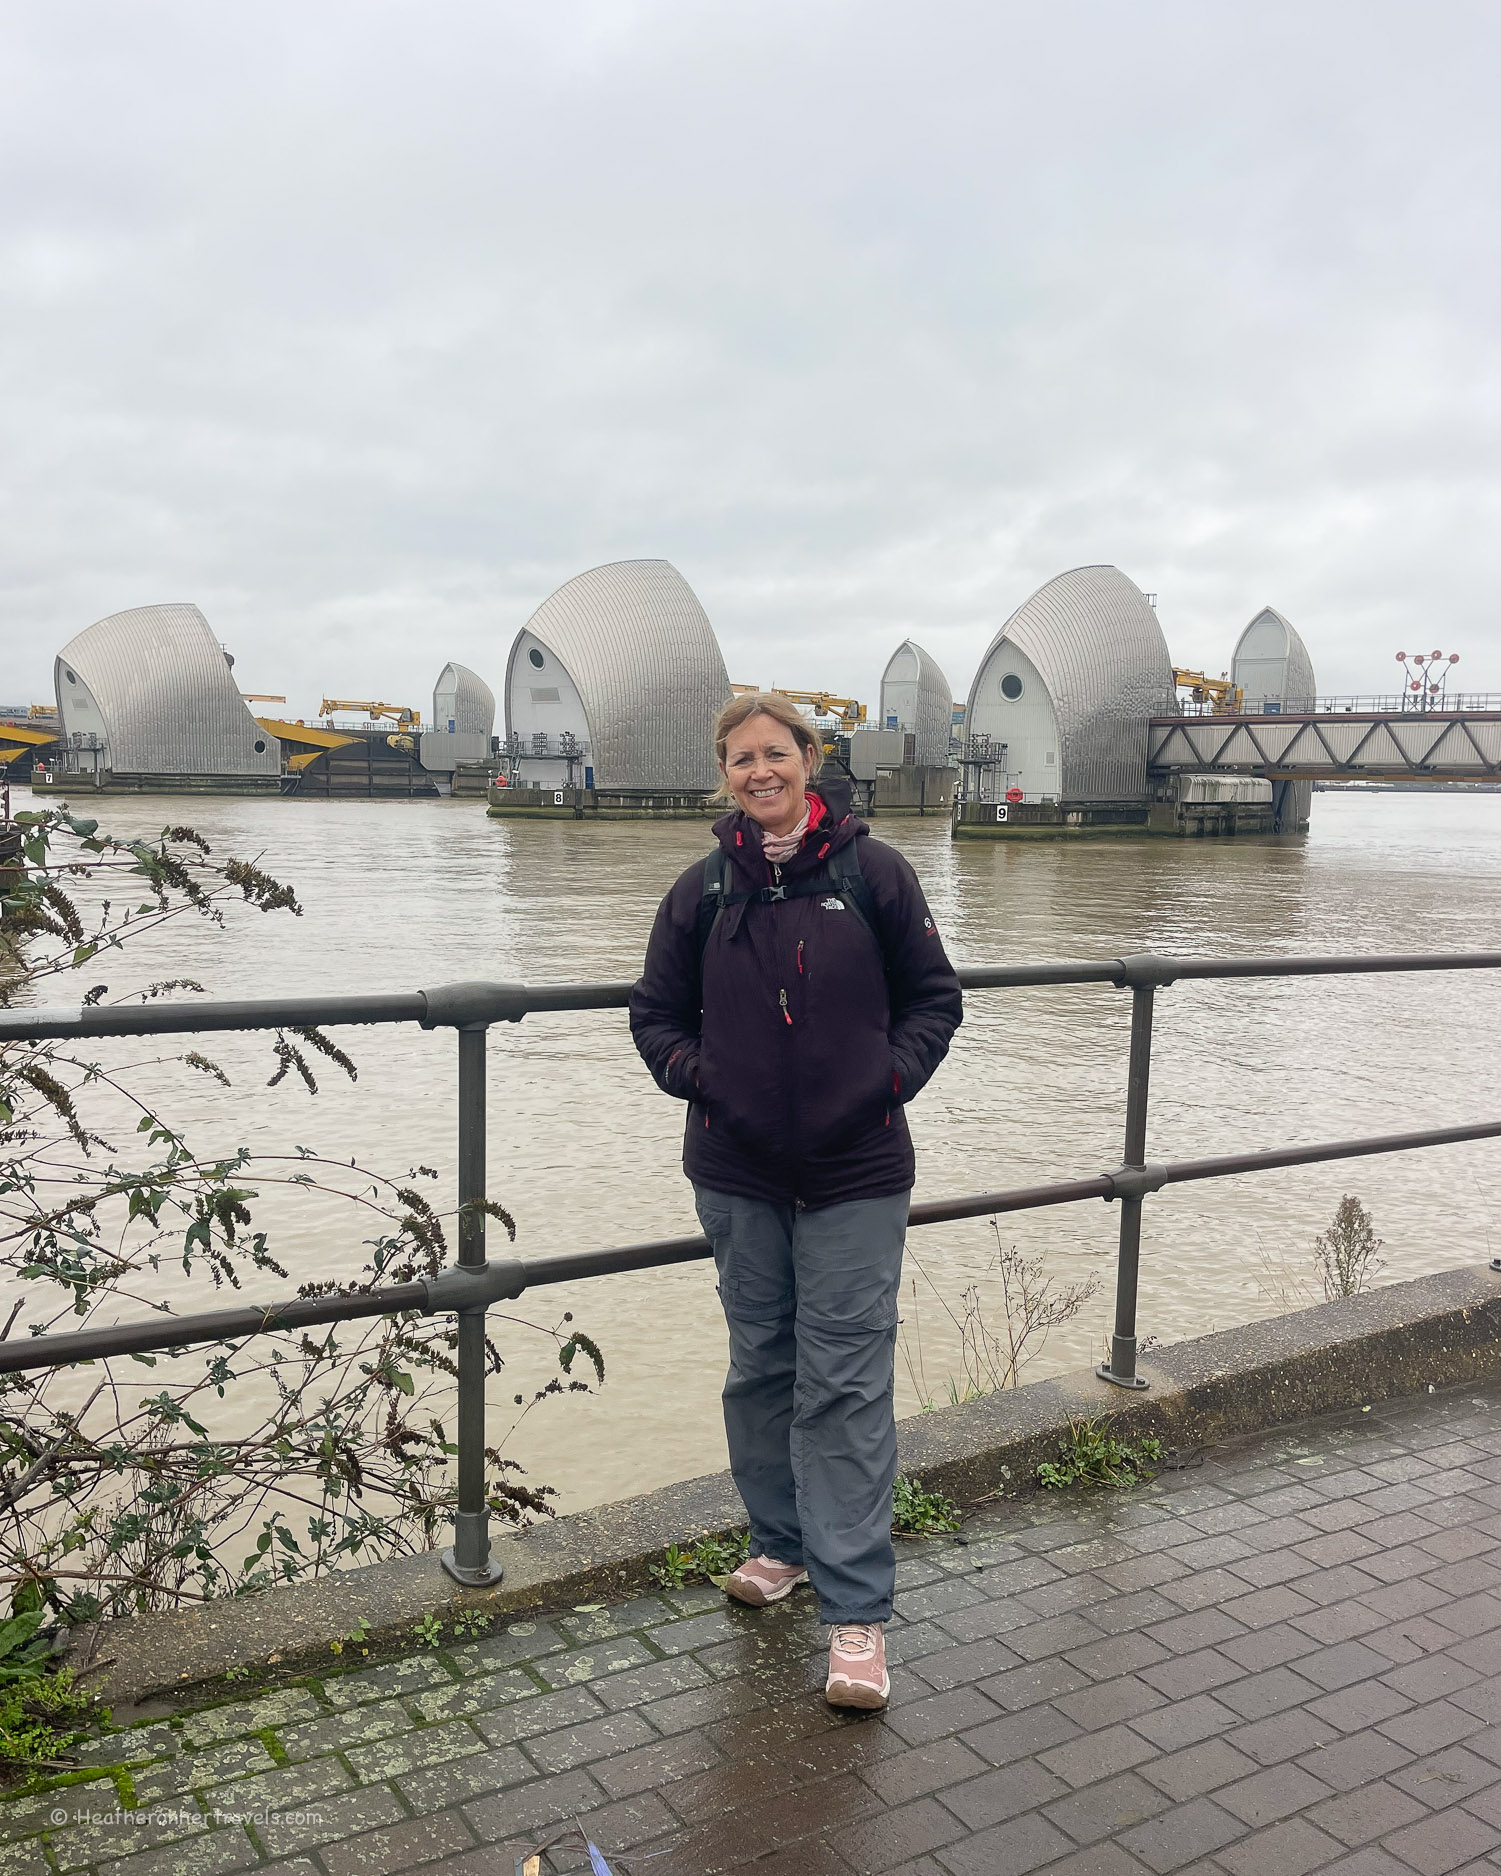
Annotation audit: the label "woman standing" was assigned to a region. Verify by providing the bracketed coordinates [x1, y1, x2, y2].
[630, 692, 962, 1710]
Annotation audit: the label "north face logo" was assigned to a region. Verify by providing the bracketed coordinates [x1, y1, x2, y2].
[820, 896, 845, 911]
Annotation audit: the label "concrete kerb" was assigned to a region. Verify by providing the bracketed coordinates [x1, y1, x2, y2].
[82, 1261, 1501, 1712]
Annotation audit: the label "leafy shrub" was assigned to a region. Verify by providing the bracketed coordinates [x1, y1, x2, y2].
[0, 806, 600, 1642]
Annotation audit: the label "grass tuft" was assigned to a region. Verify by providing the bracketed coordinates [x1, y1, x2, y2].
[1036, 1416, 1163, 1490]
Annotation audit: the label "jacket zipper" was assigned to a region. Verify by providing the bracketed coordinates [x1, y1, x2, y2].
[771, 862, 795, 1025]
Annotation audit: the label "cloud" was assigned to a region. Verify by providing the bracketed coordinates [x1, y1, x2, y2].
[3, 0, 1498, 714]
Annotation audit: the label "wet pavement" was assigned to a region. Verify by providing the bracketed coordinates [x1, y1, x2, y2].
[10, 1379, 1501, 1876]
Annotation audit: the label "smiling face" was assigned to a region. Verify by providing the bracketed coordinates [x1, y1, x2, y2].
[721, 711, 817, 837]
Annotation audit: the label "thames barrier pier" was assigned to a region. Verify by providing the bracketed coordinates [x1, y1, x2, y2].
[954, 569, 1309, 840]
[487, 559, 727, 820]
[13, 561, 1495, 835]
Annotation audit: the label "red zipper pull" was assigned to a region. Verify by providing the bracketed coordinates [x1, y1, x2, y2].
[779, 988, 792, 1025]
[797, 940, 804, 975]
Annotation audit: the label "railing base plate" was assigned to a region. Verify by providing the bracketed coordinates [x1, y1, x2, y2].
[439, 1547, 505, 1587]
[1492, 1258, 1501, 1273]
[1096, 1362, 1150, 1391]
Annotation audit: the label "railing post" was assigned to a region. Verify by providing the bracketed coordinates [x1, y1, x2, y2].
[1099, 979, 1156, 1390]
[441, 1023, 504, 1586]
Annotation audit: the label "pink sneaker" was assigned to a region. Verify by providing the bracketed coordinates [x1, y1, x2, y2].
[723, 1554, 809, 1607]
[826, 1622, 889, 1710]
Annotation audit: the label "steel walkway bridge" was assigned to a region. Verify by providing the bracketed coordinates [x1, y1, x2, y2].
[1149, 704, 1501, 784]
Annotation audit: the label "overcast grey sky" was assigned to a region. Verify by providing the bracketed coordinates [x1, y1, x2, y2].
[4, 0, 1498, 715]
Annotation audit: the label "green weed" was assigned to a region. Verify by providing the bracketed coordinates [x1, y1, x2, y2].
[1036, 1417, 1164, 1491]
[649, 1531, 751, 1589]
[329, 1619, 372, 1657]
[0, 1669, 98, 1770]
[0, 1605, 100, 1769]
[410, 1612, 444, 1647]
[891, 1474, 962, 1536]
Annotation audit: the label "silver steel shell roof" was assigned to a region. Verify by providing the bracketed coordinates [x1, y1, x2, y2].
[965, 566, 1175, 803]
[433, 662, 495, 736]
[1232, 607, 1317, 708]
[881, 639, 954, 767]
[503, 560, 729, 790]
[54, 603, 280, 776]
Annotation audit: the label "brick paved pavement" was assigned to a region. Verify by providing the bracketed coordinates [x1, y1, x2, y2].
[10, 1380, 1501, 1876]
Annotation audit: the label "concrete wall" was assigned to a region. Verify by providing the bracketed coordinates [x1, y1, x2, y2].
[954, 798, 1151, 838]
[488, 785, 718, 820]
[954, 794, 1276, 839]
[82, 1259, 1501, 1703]
[870, 765, 954, 815]
[31, 770, 282, 797]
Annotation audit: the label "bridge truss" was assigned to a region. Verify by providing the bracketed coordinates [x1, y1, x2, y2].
[1149, 709, 1501, 783]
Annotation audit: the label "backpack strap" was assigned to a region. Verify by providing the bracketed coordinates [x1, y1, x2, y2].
[823, 839, 883, 957]
[695, 850, 733, 963]
[695, 836, 888, 974]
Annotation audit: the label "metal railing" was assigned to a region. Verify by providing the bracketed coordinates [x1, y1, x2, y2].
[3, 953, 1501, 1584]
[1156, 694, 1501, 719]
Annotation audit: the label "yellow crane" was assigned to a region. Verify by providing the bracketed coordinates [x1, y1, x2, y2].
[254, 717, 361, 773]
[239, 692, 287, 704]
[1173, 668, 1244, 714]
[318, 698, 418, 726]
[770, 689, 868, 725]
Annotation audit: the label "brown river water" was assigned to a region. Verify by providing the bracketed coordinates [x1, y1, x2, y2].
[8, 784, 1501, 1513]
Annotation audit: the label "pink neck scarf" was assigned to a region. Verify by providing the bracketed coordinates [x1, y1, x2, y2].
[760, 808, 810, 864]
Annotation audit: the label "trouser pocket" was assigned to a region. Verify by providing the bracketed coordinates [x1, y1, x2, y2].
[694, 1186, 796, 1321]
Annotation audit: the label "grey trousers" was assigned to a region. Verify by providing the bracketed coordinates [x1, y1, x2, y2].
[692, 1184, 911, 1624]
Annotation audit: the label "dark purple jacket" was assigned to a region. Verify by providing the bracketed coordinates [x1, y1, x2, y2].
[629, 776, 963, 1208]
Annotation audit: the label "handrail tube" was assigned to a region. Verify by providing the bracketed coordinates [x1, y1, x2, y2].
[519, 1174, 1121, 1286]
[0, 992, 428, 1042]
[905, 1177, 1115, 1224]
[6, 1111, 1499, 1378]
[1159, 1117, 1501, 1185]
[954, 963, 1123, 988]
[0, 1183, 1120, 1374]
[521, 983, 636, 1012]
[7, 951, 1501, 1043]
[520, 1234, 713, 1286]
[1163, 953, 1501, 982]
[0, 1281, 432, 1374]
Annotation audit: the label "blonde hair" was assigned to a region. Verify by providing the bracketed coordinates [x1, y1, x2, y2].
[710, 693, 822, 804]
